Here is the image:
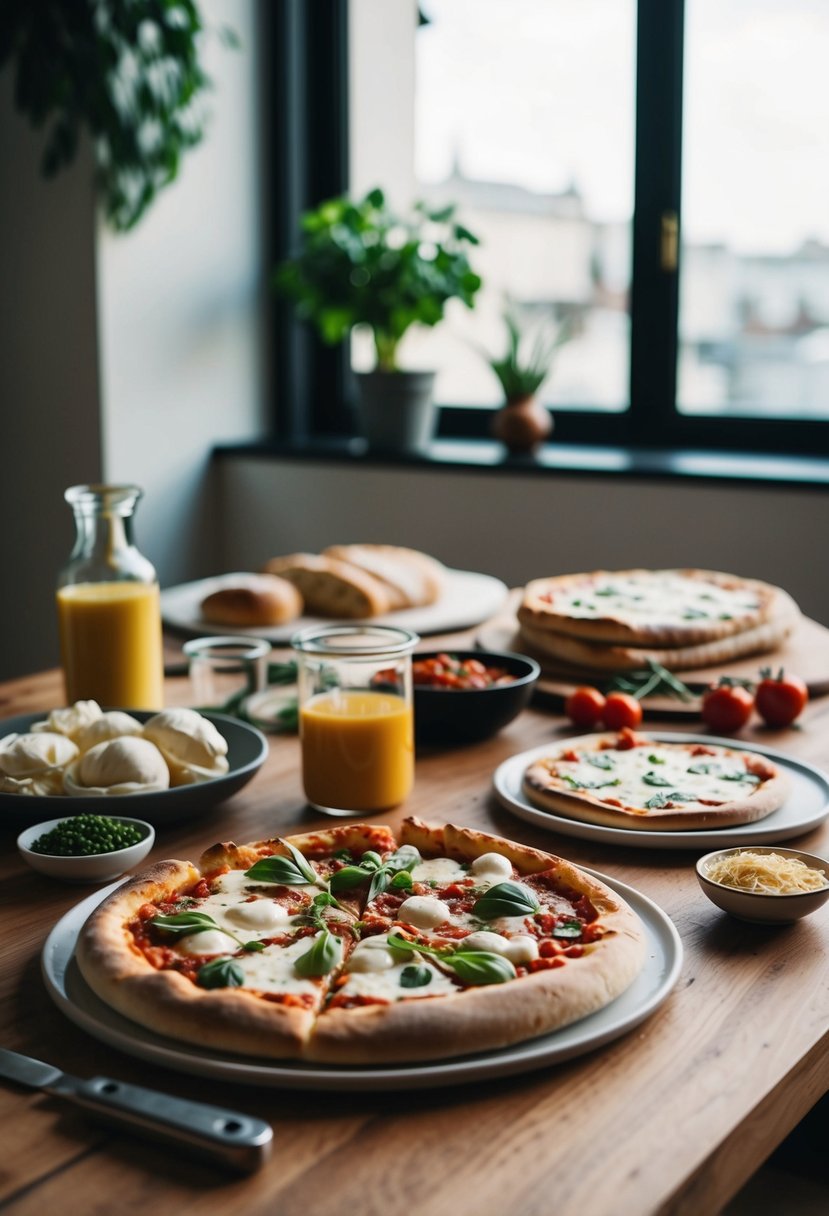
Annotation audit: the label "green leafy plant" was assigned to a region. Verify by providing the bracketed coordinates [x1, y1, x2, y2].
[275, 187, 483, 372]
[488, 303, 571, 400]
[0, 1, 236, 231]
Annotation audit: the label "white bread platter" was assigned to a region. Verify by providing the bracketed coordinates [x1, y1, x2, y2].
[161, 568, 509, 642]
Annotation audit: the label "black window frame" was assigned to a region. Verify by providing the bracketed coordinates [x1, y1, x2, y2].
[266, 0, 829, 458]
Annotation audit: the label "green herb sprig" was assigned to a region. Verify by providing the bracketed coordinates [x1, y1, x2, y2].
[330, 846, 421, 903]
[149, 910, 265, 954]
[609, 659, 695, 703]
[385, 933, 516, 986]
[472, 881, 540, 921]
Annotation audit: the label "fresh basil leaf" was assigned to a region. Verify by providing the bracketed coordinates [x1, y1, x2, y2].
[386, 932, 419, 960]
[361, 851, 383, 871]
[399, 964, 432, 989]
[245, 855, 313, 886]
[294, 930, 342, 977]
[196, 957, 245, 989]
[390, 870, 413, 891]
[562, 775, 622, 791]
[282, 840, 320, 884]
[552, 920, 583, 940]
[683, 607, 709, 619]
[687, 762, 715, 775]
[473, 881, 540, 921]
[312, 891, 338, 907]
[150, 912, 218, 937]
[646, 790, 695, 807]
[648, 753, 666, 764]
[723, 771, 760, 784]
[333, 848, 354, 862]
[446, 951, 516, 985]
[594, 586, 619, 597]
[244, 940, 267, 952]
[586, 754, 615, 771]
[329, 865, 372, 891]
[643, 771, 673, 787]
[645, 793, 669, 809]
[385, 845, 421, 874]
[367, 868, 390, 905]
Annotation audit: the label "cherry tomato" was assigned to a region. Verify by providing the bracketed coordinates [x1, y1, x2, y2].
[701, 682, 754, 734]
[755, 669, 808, 728]
[602, 691, 643, 730]
[565, 686, 606, 728]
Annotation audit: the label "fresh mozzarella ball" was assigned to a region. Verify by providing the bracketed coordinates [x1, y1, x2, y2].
[0, 731, 78, 776]
[75, 711, 143, 753]
[64, 736, 170, 796]
[31, 701, 102, 740]
[176, 930, 239, 957]
[469, 852, 513, 881]
[0, 731, 78, 795]
[224, 900, 291, 931]
[347, 934, 415, 973]
[503, 935, 539, 965]
[397, 895, 451, 929]
[461, 931, 512, 954]
[143, 708, 229, 786]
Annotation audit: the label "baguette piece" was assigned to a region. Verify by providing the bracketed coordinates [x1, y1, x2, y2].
[201, 574, 302, 628]
[261, 553, 392, 618]
[322, 544, 444, 610]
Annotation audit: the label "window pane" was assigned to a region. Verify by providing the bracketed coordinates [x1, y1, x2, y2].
[679, 0, 829, 419]
[350, 0, 635, 412]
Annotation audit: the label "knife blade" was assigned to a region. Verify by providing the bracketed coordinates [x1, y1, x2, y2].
[0, 1047, 272, 1173]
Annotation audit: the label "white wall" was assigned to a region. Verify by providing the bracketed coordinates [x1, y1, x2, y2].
[216, 456, 829, 628]
[0, 0, 265, 681]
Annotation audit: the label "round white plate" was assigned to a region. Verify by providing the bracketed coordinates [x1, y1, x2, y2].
[160, 568, 509, 643]
[41, 874, 682, 1092]
[494, 733, 829, 850]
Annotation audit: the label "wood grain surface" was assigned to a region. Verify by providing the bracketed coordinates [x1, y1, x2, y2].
[0, 642, 827, 1216]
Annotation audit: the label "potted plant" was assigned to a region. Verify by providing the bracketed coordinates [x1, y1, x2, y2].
[276, 187, 482, 453]
[0, 1, 234, 231]
[487, 304, 572, 455]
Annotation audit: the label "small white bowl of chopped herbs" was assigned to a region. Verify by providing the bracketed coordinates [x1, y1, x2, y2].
[17, 814, 155, 883]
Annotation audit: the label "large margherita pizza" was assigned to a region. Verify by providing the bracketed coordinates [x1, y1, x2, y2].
[76, 818, 645, 1064]
[522, 730, 789, 831]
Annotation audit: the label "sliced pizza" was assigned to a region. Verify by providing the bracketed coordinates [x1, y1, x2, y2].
[76, 819, 646, 1065]
[522, 730, 789, 831]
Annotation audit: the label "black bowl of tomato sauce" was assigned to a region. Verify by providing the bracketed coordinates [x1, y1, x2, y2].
[411, 650, 540, 745]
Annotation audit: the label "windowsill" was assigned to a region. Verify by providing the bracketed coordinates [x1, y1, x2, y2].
[215, 436, 829, 489]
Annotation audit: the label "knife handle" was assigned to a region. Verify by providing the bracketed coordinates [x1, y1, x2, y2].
[60, 1076, 273, 1173]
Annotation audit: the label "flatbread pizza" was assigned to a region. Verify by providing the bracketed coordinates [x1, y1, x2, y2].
[522, 730, 789, 831]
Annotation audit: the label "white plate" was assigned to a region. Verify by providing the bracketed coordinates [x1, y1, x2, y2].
[494, 733, 829, 850]
[41, 874, 682, 1092]
[160, 568, 509, 642]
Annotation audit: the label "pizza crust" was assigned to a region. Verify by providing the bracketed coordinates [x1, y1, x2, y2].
[522, 734, 789, 831]
[76, 820, 647, 1064]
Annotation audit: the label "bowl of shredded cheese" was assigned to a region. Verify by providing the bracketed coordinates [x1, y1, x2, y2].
[696, 846, 829, 923]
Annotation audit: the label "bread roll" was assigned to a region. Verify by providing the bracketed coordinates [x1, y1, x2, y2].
[261, 553, 392, 619]
[200, 574, 302, 628]
[322, 544, 444, 609]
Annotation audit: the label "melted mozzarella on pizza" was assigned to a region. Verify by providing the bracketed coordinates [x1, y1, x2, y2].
[180, 869, 302, 940]
[543, 743, 763, 810]
[551, 571, 760, 627]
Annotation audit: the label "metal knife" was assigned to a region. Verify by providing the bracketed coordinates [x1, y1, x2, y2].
[0, 1047, 272, 1173]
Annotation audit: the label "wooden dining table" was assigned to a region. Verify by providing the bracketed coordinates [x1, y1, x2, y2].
[1, 639, 827, 1216]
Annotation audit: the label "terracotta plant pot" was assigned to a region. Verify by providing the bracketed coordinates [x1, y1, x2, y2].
[491, 394, 553, 455]
[354, 370, 437, 455]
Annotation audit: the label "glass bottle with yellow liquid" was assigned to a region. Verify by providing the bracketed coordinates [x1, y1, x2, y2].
[57, 484, 164, 709]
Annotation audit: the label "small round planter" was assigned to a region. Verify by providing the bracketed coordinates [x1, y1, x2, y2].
[491, 393, 553, 455]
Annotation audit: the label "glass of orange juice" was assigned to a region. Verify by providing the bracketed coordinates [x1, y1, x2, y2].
[292, 624, 419, 817]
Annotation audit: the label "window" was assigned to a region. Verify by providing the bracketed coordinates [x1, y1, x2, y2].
[270, 0, 829, 455]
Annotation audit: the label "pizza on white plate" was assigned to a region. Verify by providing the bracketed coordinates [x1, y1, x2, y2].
[522, 730, 789, 831]
[76, 818, 646, 1064]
